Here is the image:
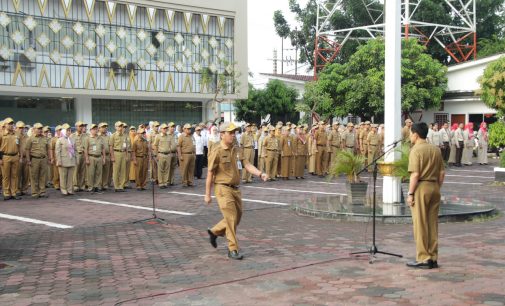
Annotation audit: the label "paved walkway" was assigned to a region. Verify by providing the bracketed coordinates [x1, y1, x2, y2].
[0, 160, 503, 305]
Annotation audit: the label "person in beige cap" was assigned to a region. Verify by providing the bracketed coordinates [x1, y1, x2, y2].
[127, 125, 137, 185]
[402, 118, 413, 146]
[279, 126, 294, 179]
[194, 125, 206, 180]
[367, 124, 381, 171]
[240, 123, 255, 183]
[205, 122, 268, 260]
[132, 127, 149, 190]
[327, 122, 341, 168]
[98, 123, 112, 190]
[84, 124, 105, 192]
[55, 124, 76, 195]
[15, 121, 29, 196]
[109, 121, 129, 191]
[50, 125, 62, 191]
[1, 117, 21, 200]
[359, 121, 371, 161]
[153, 122, 178, 188]
[178, 123, 196, 187]
[341, 122, 356, 152]
[262, 126, 279, 181]
[148, 121, 161, 183]
[25, 123, 52, 198]
[41, 126, 52, 188]
[314, 121, 328, 177]
[71, 121, 87, 192]
[294, 125, 308, 179]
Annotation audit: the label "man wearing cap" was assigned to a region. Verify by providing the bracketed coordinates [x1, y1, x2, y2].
[15, 121, 29, 196]
[55, 123, 76, 195]
[127, 125, 137, 185]
[178, 123, 196, 187]
[148, 121, 160, 183]
[193, 126, 205, 180]
[132, 128, 149, 190]
[402, 118, 413, 146]
[25, 123, 52, 198]
[50, 125, 62, 191]
[0, 118, 21, 200]
[341, 123, 356, 152]
[359, 121, 371, 158]
[71, 121, 87, 192]
[367, 124, 381, 171]
[109, 121, 129, 192]
[328, 122, 341, 168]
[315, 121, 328, 177]
[42, 126, 52, 188]
[257, 126, 268, 173]
[240, 123, 255, 183]
[205, 122, 268, 260]
[153, 123, 177, 188]
[262, 126, 279, 181]
[279, 126, 294, 180]
[98, 123, 112, 190]
[84, 124, 105, 192]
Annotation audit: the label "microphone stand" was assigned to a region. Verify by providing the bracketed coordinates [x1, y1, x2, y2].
[351, 138, 403, 262]
[133, 137, 167, 225]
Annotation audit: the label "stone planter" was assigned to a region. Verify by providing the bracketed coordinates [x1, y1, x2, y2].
[346, 182, 368, 205]
[494, 167, 505, 182]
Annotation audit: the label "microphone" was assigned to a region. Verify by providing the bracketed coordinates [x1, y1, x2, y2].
[386, 137, 404, 148]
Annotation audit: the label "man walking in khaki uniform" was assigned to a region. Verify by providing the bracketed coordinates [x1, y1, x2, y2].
[1, 118, 21, 200]
[205, 122, 268, 260]
[109, 121, 129, 192]
[15, 121, 29, 196]
[262, 126, 279, 181]
[132, 128, 149, 190]
[51, 125, 62, 190]
[98, 123, 112, 190]
[407, 122, 445, 269]
[84, 124, 105, 192]
[178, 123, 196, 187]
[71, 121, 87, 192]
[25, 123, 52, 198]
[240, 123, 255, 183]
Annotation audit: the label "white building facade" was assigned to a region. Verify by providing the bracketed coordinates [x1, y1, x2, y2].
[0, 0, 248, 126]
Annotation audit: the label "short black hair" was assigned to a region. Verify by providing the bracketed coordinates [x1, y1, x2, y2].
[411, 122, 429, 139]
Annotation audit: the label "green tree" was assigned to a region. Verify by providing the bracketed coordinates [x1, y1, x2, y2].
[477, 56, 505, 116]
[304, 38, 447, 118]
[273, 10, 291, 74]
[488, 120, 505, 149]
[296, 81, 333, 122]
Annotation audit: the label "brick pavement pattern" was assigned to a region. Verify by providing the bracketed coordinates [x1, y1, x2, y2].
[0, 161, 504, 305]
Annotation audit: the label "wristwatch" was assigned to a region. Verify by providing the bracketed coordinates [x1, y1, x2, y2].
[408, 192, 414, 196]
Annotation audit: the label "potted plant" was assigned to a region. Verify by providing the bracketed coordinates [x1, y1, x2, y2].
[489, 121, 505, 182]
[392, 143, 411, 203]
[329, 150, 368, 205]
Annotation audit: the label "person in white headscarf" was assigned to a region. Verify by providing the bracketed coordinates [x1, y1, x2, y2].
[55, 125, 76, 196]
[207, 125, 220, 153]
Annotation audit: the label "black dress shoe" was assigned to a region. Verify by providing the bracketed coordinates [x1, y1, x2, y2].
[12, 196, 21, 200]
[207, 229, 217, 248]
[3, 196, 12, 201]
[406, 259, 435, 269]
[228, 250, 243, 260]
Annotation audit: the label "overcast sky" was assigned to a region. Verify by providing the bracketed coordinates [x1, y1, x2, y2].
[247, 0, 310, 88]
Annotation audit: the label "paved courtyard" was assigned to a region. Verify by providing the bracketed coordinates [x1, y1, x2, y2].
[0, 160, 504, 305]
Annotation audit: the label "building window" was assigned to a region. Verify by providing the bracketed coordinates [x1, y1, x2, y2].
[434, 113, 448, 126]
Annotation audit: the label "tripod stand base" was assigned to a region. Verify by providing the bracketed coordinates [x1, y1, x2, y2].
[351, 245, 402, 263]
[133, 215, 168, 225]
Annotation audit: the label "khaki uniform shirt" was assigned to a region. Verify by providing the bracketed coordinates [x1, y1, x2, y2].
[26, 135, 49, 158]
[71, 132, 86, 154]
[240, 133, 254, 149]
[280, 135, 294, 157]
[329, 130, 341, 151]
[359, 129, 369, 149]
[178, 134, 195, 154]
[295, 137, 308, 156]
[408, 140, 444, 181]
[262, 135, 279, 156]
[98, 133, 111, 154]
[208, 141, 249, 186]
[402, 126, 411, 143]
[341, 130, 356, 148]
[50, 136, 59, 160]
[132, 136, 149, 157]
[0, 131, 20, 155]
[367, 132, 380, 151]
[84, 135, 103, 156]
[315, 129, 327, 146]
[153, 133, 177, 154]
[109, 132, 129, 152]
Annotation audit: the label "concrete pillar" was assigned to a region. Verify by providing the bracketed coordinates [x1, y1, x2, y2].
[75, 96, 92, 124]
[382, 0, 403, 207]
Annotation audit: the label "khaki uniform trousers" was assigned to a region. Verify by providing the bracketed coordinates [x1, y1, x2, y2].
[180, 153, 195, 186]
[135, 156, 148, 188]
[29, 157, 47, 196]
[329, 146, 340, 167]
[241, 148, 255, 181]
[411, 181, 440, 262]
[367, 147, 379, 171]
[112, 151, 127, 190]
[52, 163, 60, 189]
[152, 155, 158, 182]
[124, 154, 131, 187]
[315, 146, 327, 175]
[2, 155, 19, 197]
[211, 184, 243, 252]
[258, 157, 265, 173]
[102, 155, 112, 189]
[265, 150, 278, 179]
[17, 159, 30, 194]
[87, 156, 103, 190]
[158, 153, 177, 186]
[280, 155, 293, 178]
[294, 155, 306, 177]
[58, 166, 75, 195]
[73, 152, 86, 190]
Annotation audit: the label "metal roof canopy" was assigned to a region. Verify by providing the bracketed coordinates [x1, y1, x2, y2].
[314, 0, 477, 79]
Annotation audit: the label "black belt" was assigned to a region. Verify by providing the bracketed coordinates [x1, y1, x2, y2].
[89, 154, 101, 158]
[217, 183, 239, 189]
[114, 149, 126, 152]
[3, 153, 18, 156]
[159, 152, 170, 154]
[267, 149, 278, 152]
[182, 152, 193, 154]
[31, 155, 46, 159]
[419, 179, 436, 182]
[346, 146, 354, 148]
[331, 145, 340, 147]
[317, 144, 325, 147]
[243, 147, 253, 149]
[136, 155, 147, 158]
[369, 144, 378, 147]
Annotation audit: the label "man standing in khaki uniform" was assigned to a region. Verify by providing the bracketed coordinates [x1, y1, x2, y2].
[341, 123, 356, 152]
[15, 121, 29, 196]
[1, 118, 21, 200]
[279, 127, 294, 179]
[122, 123, 133, 189]
[128, 125, 137, 183]
[98, 123, 112, 190]
[407, 122, 445, 269]
[132, 128, 149, 190]
[153, 123, 177, 188]
[262, 126, 279, 181]
[84, 124, 105, 192]
[25, 123, 52, 198]
[109, 121, 129, 192]
[315, 121, 328, 177]
[71, 121, 87, 192]
[257, 126, 268, 173]
[205, 122, 268, 260]
[402, 118, 413, 145]
[328, 122, 341, 167]
[51, 125, 62, 190]
[240, 123, 255, 183]
[148, 121, 160, 183]
[367, 124, 380, 171]
[178, 123, 196, 187]
[359, 121, 371, 158]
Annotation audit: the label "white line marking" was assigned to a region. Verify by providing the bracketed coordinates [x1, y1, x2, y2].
[77, 199, 194, 216]
[443, 182, 482, 185]
[448, 169, 493, 173]
[445, 174, 491, 179]
[168, 191, 289, 206]
[0, 213, 73, 229]
[242, 186, 346, 196]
